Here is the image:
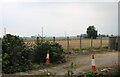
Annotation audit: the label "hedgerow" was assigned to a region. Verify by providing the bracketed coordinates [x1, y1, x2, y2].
[33, 41, 66, 64]
[2, 34, 33, 74]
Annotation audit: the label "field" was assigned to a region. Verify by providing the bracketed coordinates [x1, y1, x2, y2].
[24, 37, 109, 50]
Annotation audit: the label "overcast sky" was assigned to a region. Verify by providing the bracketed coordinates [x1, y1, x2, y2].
[0, 0, 119, 37]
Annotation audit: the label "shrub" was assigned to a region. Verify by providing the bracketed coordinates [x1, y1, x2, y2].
[2, 34, 33, 74]
[33, 41, 66, 64]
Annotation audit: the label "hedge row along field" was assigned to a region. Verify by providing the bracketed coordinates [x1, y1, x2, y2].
[2, 34, 65, 74]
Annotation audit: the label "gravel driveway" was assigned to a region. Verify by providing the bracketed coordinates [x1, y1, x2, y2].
[15, 51, 118, 75]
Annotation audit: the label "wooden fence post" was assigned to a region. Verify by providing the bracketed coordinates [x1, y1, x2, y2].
[79, 35, 82, 51]
[118, 36, 120, 51]
[37, 37, 39, 44]
[53, 36, 55, 43]
[100, 36, 102, 49]
[91, 37, 93, 51]
[67, 37, 69, 52]
[108, 37, 110, 50]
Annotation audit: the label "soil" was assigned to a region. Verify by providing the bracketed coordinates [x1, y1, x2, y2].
[14, 50, 118, 75]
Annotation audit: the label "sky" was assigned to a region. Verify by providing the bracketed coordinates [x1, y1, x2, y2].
[0, 0, 119, 37]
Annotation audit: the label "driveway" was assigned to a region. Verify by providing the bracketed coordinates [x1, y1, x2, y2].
[15, 51, 118, 75]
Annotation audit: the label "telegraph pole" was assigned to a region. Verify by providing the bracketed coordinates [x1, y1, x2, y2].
[42, 27, 43, 38]
[41, 27, 43, 42]
[4, 28, 6, 35]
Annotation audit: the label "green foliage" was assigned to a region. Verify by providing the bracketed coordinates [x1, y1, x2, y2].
[2, 34, 33, 74]
[84, 70, 96, 75]
[114, 66, 120, 76]
[71, 48, 80, 51]
[33, 41, 66, 64]
[0, 38, 2, 53]
[87, 25, 98, 39]
[39, 71, 54, 76]
[65, 62, 76, 76]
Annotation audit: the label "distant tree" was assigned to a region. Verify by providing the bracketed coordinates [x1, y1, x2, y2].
[86, 25, 98, 39]
[111, 34, 114, 37]
[106, 35, 109, 37]
[2, 34, 33, 74]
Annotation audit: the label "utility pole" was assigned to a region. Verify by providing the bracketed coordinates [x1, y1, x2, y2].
[4, 28, 6, 35]
[42, 27, 43, 38]
[41, 27, 43, 42]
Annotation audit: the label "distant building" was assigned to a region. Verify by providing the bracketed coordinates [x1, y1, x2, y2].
[23, 36, 30, 38]
[77, 34, 88, 38]
[31, 36, 37, 38]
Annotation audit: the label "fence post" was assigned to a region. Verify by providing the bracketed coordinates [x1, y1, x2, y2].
[100, 36, 102, 49]
[37, 37, 39, 45]
[79, 35, 82, 51]
[118, 36, 120, 51]
[53, 36, 55, 43]
[91, 37, 93, 51]
[108, 37, 110, 50]
[67, 37, 69, 52]
[41, 37, 43, 42]
[115, 36, 118, 50]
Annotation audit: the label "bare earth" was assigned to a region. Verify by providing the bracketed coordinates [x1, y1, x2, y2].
[25, 38, 109, 49]
[15, 51, 118, 75]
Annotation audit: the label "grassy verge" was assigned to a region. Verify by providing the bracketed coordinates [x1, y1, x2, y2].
[78, 65, 119, 76]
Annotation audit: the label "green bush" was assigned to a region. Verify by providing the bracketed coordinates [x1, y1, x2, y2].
[2, 34, 33, 74]
[33, 41, 66, 64]
[84, 70, 96, 75]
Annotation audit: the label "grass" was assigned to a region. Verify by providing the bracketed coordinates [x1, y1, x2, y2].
[32, 63, 56, 70]
[38, 71, 54, 76]
[63, 63, 86, 70]
[78, 64, 120, 76]
[83, 70, 97, 75]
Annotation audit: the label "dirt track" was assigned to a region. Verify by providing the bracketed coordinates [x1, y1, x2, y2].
[15, 51, 118, 75]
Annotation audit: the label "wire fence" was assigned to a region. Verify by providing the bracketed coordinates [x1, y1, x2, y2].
[25, 36, 109, 51]
[54, 37, 109, 51]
